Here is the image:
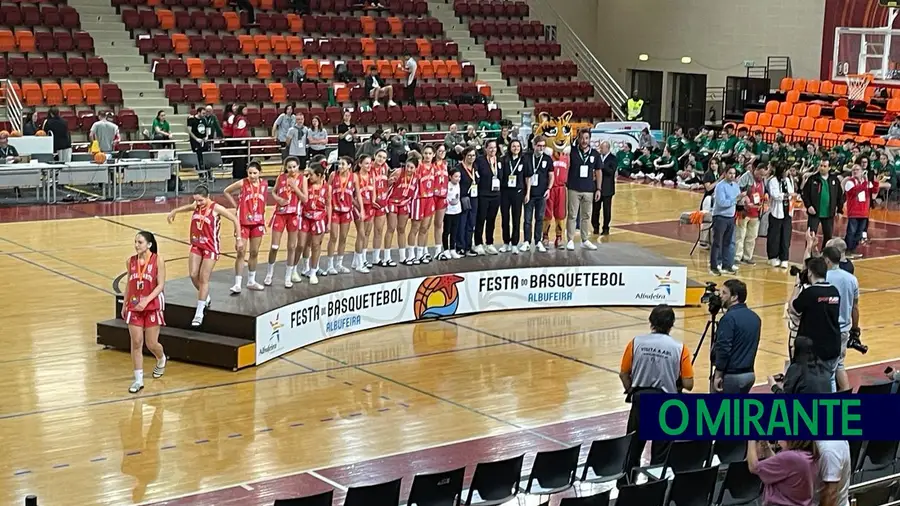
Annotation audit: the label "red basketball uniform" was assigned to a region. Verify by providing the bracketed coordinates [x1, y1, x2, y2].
[190, 203, 221, 260]
[411, 162, 435, 220]
[354, 171, 375, 222]
[301, 182, 329, 235]
[238, 178, 268, 239]
[372, 162, 391, 217]
[124, 253, 165, 328]
[388, 168, 417, 216]
[331, 171, 355, 225]
[433, 160, 449, 211]
[545, 155, 569, 221]
[270, 173, 301, 233]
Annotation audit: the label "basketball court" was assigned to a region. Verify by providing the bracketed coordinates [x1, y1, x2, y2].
[1, 180, 899, 505]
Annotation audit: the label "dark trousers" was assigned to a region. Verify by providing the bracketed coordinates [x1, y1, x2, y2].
[443, 212, 460, 250]
[500, 190, 524, 245]
[230, 140, 248, 179]
[457, 198, 478, 252]
[624, 388, 671, 483]
[710, 215, 735, 270]
[190, 140, 207, 172]
[475, 195, 500, 246]
[523, 195, 546, 244]
[766, 214, 792, 262]
[807, 214, 834, 245]
[845, 217, 867, 252]
[406, 78, 417, 105]
[591, 195, 613, 233]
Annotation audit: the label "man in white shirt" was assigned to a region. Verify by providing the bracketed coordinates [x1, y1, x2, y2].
[403, 53, 418, 106]
[814, 440, 851, 506]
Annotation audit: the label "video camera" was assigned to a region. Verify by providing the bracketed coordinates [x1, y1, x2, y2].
[789, 265, 810, 286]
[701, 282, 724, 315]
[848, 327, 868, 354]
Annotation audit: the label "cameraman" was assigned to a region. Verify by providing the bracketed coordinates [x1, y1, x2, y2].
[713, 279, 761, 393]
[823, 246, 860, 392]
[789, 256, 843, 391]
[620, 304, 694, 473]
[767, 336, 832, 394]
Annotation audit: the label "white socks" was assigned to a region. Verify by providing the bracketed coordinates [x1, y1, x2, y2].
[134, 369, 144, 383]
[303, 257, 310, 272]
[195, 299, 206, 316]
[407, 246, 415, 259]
[234, 275, 242, 286]
[248, 271, 257, 284]
[266, 263, 275, 277]
[373, 249, 382, 263]
[157, 356, 166, 368]
[399, 248, 406, 261]
[434, 245, 443, 256]
[385, 249, 392, 261]
[328, 257, 335, 270]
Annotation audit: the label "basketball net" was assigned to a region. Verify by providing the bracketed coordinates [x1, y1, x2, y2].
[844, 73, 873, 102]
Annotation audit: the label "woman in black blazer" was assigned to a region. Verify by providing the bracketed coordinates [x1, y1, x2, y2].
[499, 139, 532, 253]
[474, 139, 501, 255]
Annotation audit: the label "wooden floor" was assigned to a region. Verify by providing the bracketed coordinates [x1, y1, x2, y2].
[1, 182, 899, 505]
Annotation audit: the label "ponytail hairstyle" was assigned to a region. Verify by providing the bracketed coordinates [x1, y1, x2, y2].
[247, 160, 262, 173]
[406, 151, 422, 168]
[354, 154, 372, 173]
[136, 230, 159, 254]
[193, 184, 210, 198]
[338, 156, 354, 171]
[310, 163, 327, 183]
[282, 156, 300, 173]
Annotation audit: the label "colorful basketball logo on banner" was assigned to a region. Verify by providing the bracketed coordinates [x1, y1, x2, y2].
[414, 274, 464, 318]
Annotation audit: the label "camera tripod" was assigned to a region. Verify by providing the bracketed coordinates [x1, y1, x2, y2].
[691, 310, 720, 382]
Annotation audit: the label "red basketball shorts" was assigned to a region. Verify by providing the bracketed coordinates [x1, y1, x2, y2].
[270, 213, 299, 233]
[301, 217, 328, 235]
[410, 197, 435, 221]
[332, 211, 353, 225]
[545, 186, 567, 220]
[125, 309, 165, 328]
[434, 196, 448, 211]
[190, 245, 219, 261]
[240, 224, 266, 239]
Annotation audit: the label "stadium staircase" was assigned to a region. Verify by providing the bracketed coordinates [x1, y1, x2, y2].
[65, 0, 187, 138]
[426, 0, 523, 124]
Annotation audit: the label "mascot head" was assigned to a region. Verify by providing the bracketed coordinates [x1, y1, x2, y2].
[534, 111, 574, 158]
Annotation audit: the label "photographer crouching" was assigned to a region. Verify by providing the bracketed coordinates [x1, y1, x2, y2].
[712, 279, 762, 393]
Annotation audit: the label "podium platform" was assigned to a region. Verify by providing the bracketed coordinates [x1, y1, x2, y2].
[97, 243, 703, 370]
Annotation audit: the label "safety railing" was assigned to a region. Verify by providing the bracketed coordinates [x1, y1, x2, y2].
[526, 0, 628, 121]
[2, 79, 24, 133]
[849, 470, 900, 506]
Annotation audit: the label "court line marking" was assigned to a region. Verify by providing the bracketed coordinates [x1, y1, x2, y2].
[8, 253, 114, 295]
[0, 233, 116, 281]
[96, 216, 240, 261]
[307, 471, 349, 492]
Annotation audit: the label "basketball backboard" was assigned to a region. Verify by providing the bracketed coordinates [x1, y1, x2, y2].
[832, 26, 900, 87]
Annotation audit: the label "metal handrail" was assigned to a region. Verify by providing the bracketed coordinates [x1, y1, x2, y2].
[849, 471, 900, 494]
[525, 0, 628, 121]
[2, 79, 24, 133]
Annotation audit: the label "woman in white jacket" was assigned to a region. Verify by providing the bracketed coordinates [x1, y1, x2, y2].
[766, 163, 796, 267]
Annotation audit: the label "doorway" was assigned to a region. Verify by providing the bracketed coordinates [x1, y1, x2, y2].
[628, 69, 663, 128]
[669, 72, 708, 131]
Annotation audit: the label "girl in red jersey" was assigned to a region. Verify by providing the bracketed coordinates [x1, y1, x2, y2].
[386, 152, 420, 266]
[351, 154, 375, 274]
[264, 157, 307, 288]
[223, 161, 268, 294]
[370, 149, 392, 267]
[167, 186, 242, 326]
[122, 231, 167, 394]
[325, 156, 360, 275]
[297, 156, 327, 277]
[298, 164, 330, 285]
[432, 144, 450, 260]
[406, 146, 435, 265]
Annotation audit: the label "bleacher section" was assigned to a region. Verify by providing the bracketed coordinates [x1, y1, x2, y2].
[0, 0, 127, 136]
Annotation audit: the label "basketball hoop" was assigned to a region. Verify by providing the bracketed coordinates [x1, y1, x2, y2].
[844, 73, 874, 102]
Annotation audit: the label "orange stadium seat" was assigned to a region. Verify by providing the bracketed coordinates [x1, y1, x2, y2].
[62, 82, 82, 105]
[201, 82, 219, 103]
[792, 79, 806, 92]
[362, 38, 376, 56]
[434, 60, 449, 79]
[793, 103, 807, 117]
[212, 0, 227, 8]
[254, 35, 271, 54]
[187, 58, 204, 78]
[771, 114, 786, 129]
[361, 16, 376, 35]
[823, 132, 838, 144]
[786, 90, 800, 103]
[833, 83, 848, 96]
[335, 84, 350, 103]
[268, 83, 286, 103]
[814, 117, 830, 132]
[286, 36, 302, 55]
[271, 35, 288, 54]
[42, 82, 62, 105]
[259, 0, 273, 9]
[416, 38, 431, 57]
[239, 35, 255, 55]
[157, 9, 175, 30]
[388, 17, 403, 35]
[786, 115, 801, 131]
[794, 129, 809, 141]
[477, 81, 492, 97]
[172, 33, 189, 54]
[447, 60, 462, 79]
[391, 59, 407, 79]
[872, 137, 887, 146]
[834, 106, 849, 121]
[362, 59, 375, 73]
[807, 104, 822, 118]
[757, 112, 772, 127]
[764, 100, 779, 114]
[778, 102, 793, 116]
[15, 30, 35, 53]
[799, 116, 815, 132]
[223, 12, 241, 31]
[805, 80, 820, 94]
[829, 119, 844, 134]
[780, 77, 793, 92]
[319, 61, 334, 79]
[744, 111, 759, 125]
[887, 138, 900, 147]
[889, 99, 900, 113]
[820, 81, 835, 95]
[83, 82, 102, 105]
[302, 59, 318, 78]
[286, 13, 302, 32]
[0, 30, 15, 52]
[418, 60, 434, 79]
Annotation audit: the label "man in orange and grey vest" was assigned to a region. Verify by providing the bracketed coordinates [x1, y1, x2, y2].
[619, 304, 694, 479]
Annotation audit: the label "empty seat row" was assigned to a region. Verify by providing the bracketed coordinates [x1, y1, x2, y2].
[153, 57, 472, 81]
[484, 41, 561, 59]
[779, 77, 852, 97]
[7, 81, 122, 107]
[138, 33, 457, 58]
[469, 20, 544, 39]
[501, 60, 577, 78]
[0, 29, 95, 53]
[164, 80, 483, 105]
[0, 56, 108, 79]
[518, 82, 594, 100]
[0, 4, 80, 29]
[534, 101, 611, 121]
[454, 0, 528, 18]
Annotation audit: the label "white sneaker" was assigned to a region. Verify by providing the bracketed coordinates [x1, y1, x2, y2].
[388, 100, 397, 107]
[498, 244, 508, 253]
[128, 380, 144, 394]
[536, 242, 547, 252]
[373, 100, 381, 107]
[284, 277, 293, 288]
[450, 250, 462, 259]
[768, 259, 780, 267]
[474, 244, 486, 255]
[566, 240, 575, 251]
[247, 281, 265, 291]
[486, 245, 499, 255]
[356, 265, 370, 274]
[230, 283, 242, 294]
[512, 245, 519, 255]
[582, 240, 598, 250]
[519, 242, 531, 252]
[264, 273, 273, 286]
[326, 267, 338, 275]
[309, 273, 319, 285]
[337, 265, 350, 274]
[779, 260, 789, 269]
[191, 313, 204, 327]
[291, 270, 302, 283]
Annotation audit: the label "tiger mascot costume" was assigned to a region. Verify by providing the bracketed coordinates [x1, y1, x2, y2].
[532, 111, 574, 248]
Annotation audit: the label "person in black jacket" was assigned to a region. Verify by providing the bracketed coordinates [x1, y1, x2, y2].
[456, 147, 479, 256]
[565, 129, 601, 251]
[801, 159, 844, 246]
[474, 139, 501, 255]
[498, 139, 531, 253]
[521, 136, 553, 253]
[713, 279, 761, 394]
[591, 140, 617, 236]
[768, 336, 833, 394]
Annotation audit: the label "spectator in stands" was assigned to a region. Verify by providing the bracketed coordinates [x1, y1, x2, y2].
[709, 166, 742, 275]
[766, 163, 795, 268]
[638, 128, 656, 150]
[357, 129, 386, 159]
[364, 66, 397, 108]
[336, 110, 358, 159]
[815, 439, 851, 506]
[522, 136, 552, 253]
[187, 106, 209, 171]
[388, 127, 412, 167]
[42, 107, 71, 163]
[231, 0, 255, 23]
[464, 124, 482, 152]
[444, 123, 465, 161]
[0, 132, 20, 163]
[307, 116, 329, 158]
[473, 139, 501, 255]
[291, 0, 310, 14]
[884, 117, 900, 140]
[22, 112, 37, 136]
[713, 279, 760, 393]
[747, 440, 817, 506]
[152, 110, 173, 149]
[734, 163, 767, 265]
[767, 336, 832, 394]
[285, 112, 308, 170]
[565, 129, 600, 251]
[203, 105, 223, 139]
[272, 105, 296, 158]
[496, 124, 512, 156]
[403, 52, 418, 106]
[90, 112, 120, 154]
[229, 105, 250, 179]
[823, 246, 859, 393]
[802, 159, 843, 246]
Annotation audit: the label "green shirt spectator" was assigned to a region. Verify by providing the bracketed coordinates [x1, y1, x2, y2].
[151, 113, 170, 140]
[818, 174, 831, 218]
[616, 148, 635, 175]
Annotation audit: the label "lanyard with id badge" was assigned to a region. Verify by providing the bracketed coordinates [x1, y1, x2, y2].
[490, 157, 500, 191]
[577, 149, 593, 179]
[507, 157, 521, 188]
[530, 155, 543, 187]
